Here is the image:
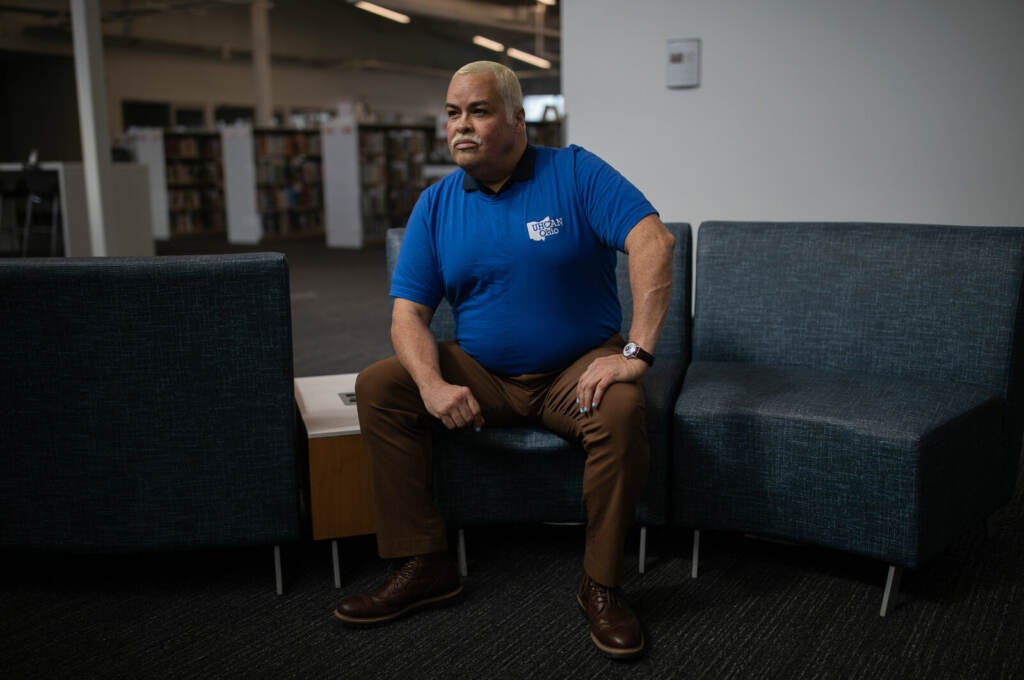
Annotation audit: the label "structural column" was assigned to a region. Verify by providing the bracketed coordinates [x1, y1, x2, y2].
[251, 0, 274, 127]
[70, 0, 113, 256]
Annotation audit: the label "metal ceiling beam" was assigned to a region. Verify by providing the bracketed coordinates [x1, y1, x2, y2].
[0, 1, 251, 23]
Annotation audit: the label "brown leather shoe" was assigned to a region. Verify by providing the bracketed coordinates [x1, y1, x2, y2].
[334, 552, 462, 627]
[577, 572, 645, 660]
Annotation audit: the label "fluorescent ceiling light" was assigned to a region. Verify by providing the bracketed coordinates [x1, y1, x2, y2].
[538, 0, 556, 6]
[354, 1, 410, 24]
[506, 47, 551, 69]
[473, 35, 505, 52]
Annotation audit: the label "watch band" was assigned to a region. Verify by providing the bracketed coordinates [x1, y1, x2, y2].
[623, 341, 655, 366]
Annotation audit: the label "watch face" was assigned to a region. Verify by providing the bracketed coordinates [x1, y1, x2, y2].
[623, 342, 637, 357]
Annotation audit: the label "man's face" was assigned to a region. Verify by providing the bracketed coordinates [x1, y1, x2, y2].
[445, 73, 523, 178]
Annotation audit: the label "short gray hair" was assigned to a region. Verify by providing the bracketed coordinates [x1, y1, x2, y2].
[453, 61, 523, 124]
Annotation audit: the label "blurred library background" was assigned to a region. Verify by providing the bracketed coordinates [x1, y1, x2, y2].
[0, 0, 564, 256]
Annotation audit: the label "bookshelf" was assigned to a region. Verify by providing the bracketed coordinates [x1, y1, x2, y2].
[163, 132, 225, 236]
[358, 124, 432, 245]
[527, 121, 563, 148]
[253, 129, 324, 239]
[131, 122, 437, 247]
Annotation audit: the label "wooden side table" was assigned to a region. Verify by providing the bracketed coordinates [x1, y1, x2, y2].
[294, 373, 376, 587]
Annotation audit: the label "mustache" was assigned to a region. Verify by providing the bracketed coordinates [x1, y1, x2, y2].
[451, 134, 482, 146]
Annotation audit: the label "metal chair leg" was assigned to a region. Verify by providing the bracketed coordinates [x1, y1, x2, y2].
[274, 545, 283, 595]
[880, 565, 903, 617]
[457, 528, 468, 577]
[332, 539, 342, 589]
[638, 526, 648, 574]
[691, 529, 701, 579]
[19, 190, 59, 256]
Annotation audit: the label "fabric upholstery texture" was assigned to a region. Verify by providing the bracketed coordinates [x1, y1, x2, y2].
[0, 253, 301, 552]
[675, 222, 1024, 568]
[676, 362, 1003, 567]
[385, 223, 692, 527]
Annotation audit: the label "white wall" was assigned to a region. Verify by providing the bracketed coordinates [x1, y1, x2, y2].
[563, 0, 1024, 227]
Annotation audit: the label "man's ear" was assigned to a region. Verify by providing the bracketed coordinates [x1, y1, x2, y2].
[515, 107, 526, 131]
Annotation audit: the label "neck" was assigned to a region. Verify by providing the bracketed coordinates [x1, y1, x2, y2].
[474, 138, 527, 193]
[483, 175, 512, 194]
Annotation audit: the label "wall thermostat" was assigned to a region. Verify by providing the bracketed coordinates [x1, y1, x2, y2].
[667, 38, 701, 89]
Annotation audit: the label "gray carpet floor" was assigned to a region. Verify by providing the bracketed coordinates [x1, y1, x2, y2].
[2, 508, 1022, 679]
[154, 235, 394, 378]
[2, 236, 1022, 678]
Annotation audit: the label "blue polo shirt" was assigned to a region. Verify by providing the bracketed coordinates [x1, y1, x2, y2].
[391, 144, 657, 375]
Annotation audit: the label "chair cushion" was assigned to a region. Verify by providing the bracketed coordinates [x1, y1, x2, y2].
[433, 427, 584, 526]
[673, 361, 1004, 567]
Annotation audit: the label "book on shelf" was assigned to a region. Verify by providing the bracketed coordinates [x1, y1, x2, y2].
[253, 129, 325, 239]
[134, 121, 439, 246]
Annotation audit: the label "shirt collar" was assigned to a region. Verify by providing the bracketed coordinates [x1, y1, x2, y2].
[462, 145, 536, 195]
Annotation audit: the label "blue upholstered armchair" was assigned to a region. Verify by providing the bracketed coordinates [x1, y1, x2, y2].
[673, 222, 1024, 614]
[386, 223, 691, 574]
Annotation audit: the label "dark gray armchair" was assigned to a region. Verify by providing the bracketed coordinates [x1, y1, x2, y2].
[673, 222, 1024, 614]
[0, 254, 302, 592]
[386, 223, 691, 574]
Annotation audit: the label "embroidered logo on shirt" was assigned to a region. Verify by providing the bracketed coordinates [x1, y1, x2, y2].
[526, 216, 564, 242]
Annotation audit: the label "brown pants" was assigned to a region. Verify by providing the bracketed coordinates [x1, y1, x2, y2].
[354, 335, 650, 587]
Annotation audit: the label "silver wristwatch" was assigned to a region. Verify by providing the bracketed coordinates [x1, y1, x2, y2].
[622, 341, 654, 366]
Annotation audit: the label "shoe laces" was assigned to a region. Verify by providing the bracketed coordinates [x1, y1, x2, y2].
[586, 577, 621, 612]
[382, 557, 421, 593]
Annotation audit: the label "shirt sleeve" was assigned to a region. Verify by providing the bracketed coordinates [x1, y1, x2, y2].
[572, 145, 658, 251]
[389, 187, 445, 309]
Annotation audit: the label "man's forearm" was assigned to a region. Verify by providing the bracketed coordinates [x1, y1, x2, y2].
[391, 298, 485, 430]
[624, 215, 676, 353]
[392, 320, 445, 394]
[391, 301, 447, 394]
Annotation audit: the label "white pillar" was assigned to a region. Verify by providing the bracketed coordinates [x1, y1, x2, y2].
[251, 0, 274, 127]
[534, 3, 545, 58]
[70, 0, 113, 256]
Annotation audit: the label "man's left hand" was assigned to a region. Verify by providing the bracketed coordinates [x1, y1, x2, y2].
[575, 354, 647, 413]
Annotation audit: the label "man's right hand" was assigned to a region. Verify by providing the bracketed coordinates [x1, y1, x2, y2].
[420, 382, 485, 431]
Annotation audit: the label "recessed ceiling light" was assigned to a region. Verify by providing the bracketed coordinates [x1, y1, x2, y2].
[473, 35, 505, 52]
[354, 1, 410, 24]
[506, 47, 551, 69]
